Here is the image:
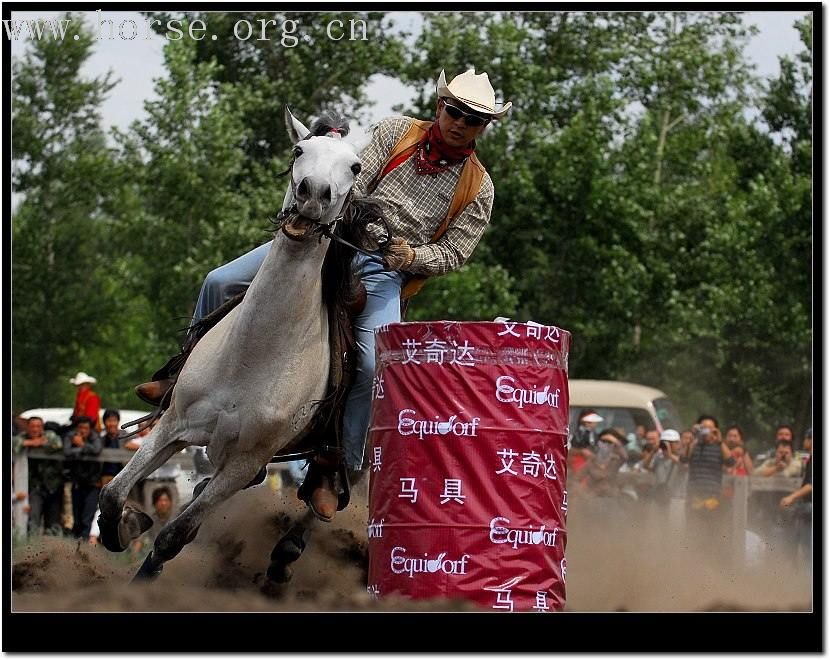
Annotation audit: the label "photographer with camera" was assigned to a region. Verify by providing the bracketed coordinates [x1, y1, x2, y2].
[679, 415, 736, 555]
[643, 429, 682, 503]
[753, 440, 803, 478]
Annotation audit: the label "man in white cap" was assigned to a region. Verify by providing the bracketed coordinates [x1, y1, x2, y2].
[69, 371, 101, 433]
[570, 409, 604, 453]
[134, 68, 511, 521]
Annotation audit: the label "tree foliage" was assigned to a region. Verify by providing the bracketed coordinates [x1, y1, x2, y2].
[11, 11, 813, 443]
[12, 14, 121, 409]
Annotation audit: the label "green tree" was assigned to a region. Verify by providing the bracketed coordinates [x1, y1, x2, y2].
[401, 11, 811, 441]
[114, 31, 284, 356]
[145, 11, 408, 162]
[12, 14, 120, 409]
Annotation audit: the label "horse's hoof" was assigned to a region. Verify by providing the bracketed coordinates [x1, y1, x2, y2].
[121, 506, 154, 544]
[132, 552, 164, 582]
[266, 561, 294, 584]
[101, 507, 154, 553]
[98, 514, 127, 553]
[270, 536, 304, 564]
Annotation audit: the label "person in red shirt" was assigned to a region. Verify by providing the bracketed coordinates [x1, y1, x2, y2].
[69, 372, 101, 432]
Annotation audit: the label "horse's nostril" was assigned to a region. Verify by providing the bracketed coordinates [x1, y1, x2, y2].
[297, 179, 309, 198]
[322, 186, 331, 203]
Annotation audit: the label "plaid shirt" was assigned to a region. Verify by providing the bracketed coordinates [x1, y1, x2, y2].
[354, 116, 495, 276]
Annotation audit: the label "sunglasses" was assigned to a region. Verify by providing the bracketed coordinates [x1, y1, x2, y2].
[442, 101, 490, 127]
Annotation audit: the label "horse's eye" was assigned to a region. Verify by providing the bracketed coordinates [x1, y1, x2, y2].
[351, 162, 362, 176]
[293, 146, 303, 158]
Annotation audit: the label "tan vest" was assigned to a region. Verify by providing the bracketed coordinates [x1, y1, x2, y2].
[368, 119, 486, 301]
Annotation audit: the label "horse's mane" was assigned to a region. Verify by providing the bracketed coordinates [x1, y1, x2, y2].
[309, 110, 381, 313]
[309, 110, 351, 138]
[321, 193, 384, 312]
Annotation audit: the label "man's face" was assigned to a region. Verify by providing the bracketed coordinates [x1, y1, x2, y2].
[636, 425, 646, 439]
[645, 430, 660, 448]
[776, 427, 793, 443]
[599, 434, 619, 448]
[155, 494, 172, 516]
[681, 431, 694, 447]
[725, 429, 742, 448]
[104, 416, 120, 435]
[700, 418, 717, 432]
[27, 419, 44, 438]
[776, 445, 793, 464]
[76, 422, 91, 439]
[437, 98, 489, 149]
[581, 419, 598, 432]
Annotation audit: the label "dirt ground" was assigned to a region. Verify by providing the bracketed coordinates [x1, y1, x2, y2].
[11, 481, 812, 613]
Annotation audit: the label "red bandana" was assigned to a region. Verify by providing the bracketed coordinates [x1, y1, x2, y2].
[414, 121, 475, 175]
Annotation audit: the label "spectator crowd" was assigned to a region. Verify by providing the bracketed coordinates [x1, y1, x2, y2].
[13, 371, 813, 572]
[568, 408, 813, 569]
[12, 371, 180, 557]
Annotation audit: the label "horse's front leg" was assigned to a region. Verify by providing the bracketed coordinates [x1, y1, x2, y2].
[132, 452, 266, 582]
[98, 424, 189, 552]
[266, 507, 321, 583]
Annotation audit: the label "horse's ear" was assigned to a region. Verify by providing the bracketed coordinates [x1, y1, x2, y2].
[285, 106, 311, 144]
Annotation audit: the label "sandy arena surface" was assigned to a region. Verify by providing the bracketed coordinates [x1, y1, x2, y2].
[12, 480, 812, 613]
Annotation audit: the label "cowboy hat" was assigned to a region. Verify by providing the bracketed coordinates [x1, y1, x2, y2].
[437, 69, 512, 119]
[69, 371, 97, 386]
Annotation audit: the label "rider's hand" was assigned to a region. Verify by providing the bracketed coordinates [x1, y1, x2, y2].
[382, 237, 416, 272]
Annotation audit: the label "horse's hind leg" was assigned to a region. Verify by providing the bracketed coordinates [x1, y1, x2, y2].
[98, 425, 188, 552]
[133, 453, 265, 582]
[267, 508, 320, 583]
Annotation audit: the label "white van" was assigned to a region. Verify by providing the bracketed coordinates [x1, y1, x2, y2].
[568, 379, 683, 436]
[19, 407, 150, 430]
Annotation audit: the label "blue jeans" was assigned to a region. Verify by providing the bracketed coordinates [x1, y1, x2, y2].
[192, 247, 402, 472]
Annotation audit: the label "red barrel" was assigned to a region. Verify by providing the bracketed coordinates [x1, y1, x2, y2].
[366, 321, 570, 612]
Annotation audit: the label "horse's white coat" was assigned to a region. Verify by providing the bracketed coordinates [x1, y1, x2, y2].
[99, 110, 364, 565]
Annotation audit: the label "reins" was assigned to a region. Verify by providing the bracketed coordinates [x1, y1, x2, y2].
[277, 152, 392, 264]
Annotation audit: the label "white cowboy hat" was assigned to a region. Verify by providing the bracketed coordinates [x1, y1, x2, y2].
[580, 412, 604, 424]
[436, 69, 512, 119]
[69, 371, 97, 386]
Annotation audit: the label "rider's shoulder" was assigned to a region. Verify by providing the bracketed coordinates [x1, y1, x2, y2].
[370, 115, 419, 146]
[478, 170, 495, 198]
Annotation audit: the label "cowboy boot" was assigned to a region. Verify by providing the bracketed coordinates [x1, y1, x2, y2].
[135, 378, 175, 407]
[298, 452, 340, 522]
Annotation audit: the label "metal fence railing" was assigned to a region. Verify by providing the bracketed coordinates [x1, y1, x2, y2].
[13, 449, 803, 565]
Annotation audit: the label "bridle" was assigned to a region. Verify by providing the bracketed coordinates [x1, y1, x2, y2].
[277, 152, 391, 264]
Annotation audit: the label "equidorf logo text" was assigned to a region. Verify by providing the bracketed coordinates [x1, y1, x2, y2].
[367, 518, 384, 538]
[495, 376, 561, 409]
[390, 546, 471, 578]
[489, 516, 559, 549]
[397, 409, 480, 440]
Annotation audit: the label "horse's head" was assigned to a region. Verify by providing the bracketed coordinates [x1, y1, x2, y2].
[283, 107, 362, 228]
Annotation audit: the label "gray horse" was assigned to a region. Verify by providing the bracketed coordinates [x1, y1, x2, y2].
[98, 108, 374, 582]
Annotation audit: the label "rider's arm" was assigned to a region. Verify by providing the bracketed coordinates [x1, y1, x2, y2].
[405, 176, 494, 276]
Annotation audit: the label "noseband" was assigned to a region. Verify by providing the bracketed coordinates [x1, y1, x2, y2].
[277, 153, 391, 263]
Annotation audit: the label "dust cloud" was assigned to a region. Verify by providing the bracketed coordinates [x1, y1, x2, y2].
[12, 483, 811, 612]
